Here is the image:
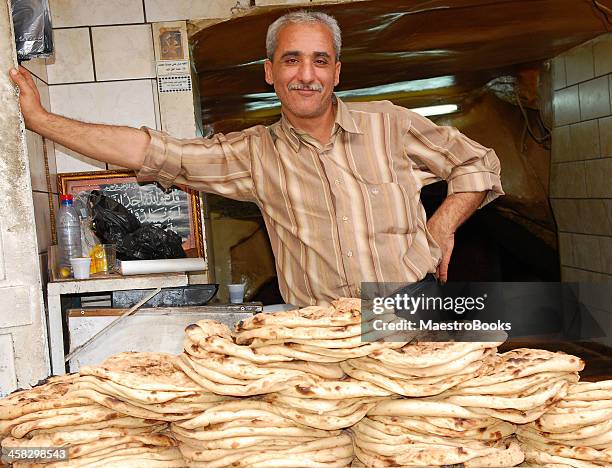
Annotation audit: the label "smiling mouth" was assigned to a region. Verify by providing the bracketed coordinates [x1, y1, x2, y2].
[288, 84, 323, 93]
[294, 89, 319, 96]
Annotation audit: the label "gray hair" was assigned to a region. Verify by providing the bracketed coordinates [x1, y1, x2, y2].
[266, 11, 342, 62]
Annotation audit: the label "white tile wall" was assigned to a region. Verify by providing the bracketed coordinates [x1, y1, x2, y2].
[49, 0, 144, 27]
[144, 0, 249, 22]
[49, 80, 157, 128]
[32, 191, 53, 254]
[92, 25, 155, 81]
[22, 58, 48, 83]
[55, 145, 107, 173]
[46, 28, 94, 84]
[49, 80, 157, 173]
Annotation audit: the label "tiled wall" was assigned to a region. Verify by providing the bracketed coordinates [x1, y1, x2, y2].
[550, 34, 612, 341]
[46, 1, 158, 173]
[550, 33, 612, 283]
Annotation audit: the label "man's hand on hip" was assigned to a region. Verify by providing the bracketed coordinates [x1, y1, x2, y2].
[427, 219, 455, 283]
[426, 191, 486, 283]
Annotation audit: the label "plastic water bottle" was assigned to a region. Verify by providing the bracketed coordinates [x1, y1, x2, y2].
[57, 194, 82, 269]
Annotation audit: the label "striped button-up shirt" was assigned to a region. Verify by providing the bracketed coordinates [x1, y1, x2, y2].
[137, 97, 503, 306]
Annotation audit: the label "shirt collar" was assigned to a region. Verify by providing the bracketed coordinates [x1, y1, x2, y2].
[279, 95, 363, 152]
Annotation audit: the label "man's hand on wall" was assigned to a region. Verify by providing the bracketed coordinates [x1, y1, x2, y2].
[9, 66, 47, 132]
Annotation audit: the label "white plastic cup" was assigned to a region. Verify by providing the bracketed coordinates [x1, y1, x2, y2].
[228, 283, 246, 304]
[70, 257, 91, 280]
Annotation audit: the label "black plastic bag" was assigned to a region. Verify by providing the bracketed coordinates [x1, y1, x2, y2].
[88, 190, 186, 261]
[122, 225, 186, 260]
[11, 0, 54, 61]
[89, 190, 140, 251]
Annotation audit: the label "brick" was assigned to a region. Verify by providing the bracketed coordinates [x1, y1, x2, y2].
[553, 86, 581, 126]
[551, 57, 566, 91]
[585, 158, 612, 197]
[599, 236, 612, 274]
[569, 120, 600, 160]
[600, 116, 612, 158]
[553, 199, 612, 235]
[550, 162, 587, 198]
[593, 33, 612, 77]
[552, 125, 572, 162]
[579, 76, 611, 121]
[573, 234, 602, 271]
[564, 43, 594, 85]
[558, 232, 575, 266]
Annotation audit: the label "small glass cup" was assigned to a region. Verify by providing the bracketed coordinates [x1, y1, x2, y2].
[228, 283, 246, 304]
[70, 257, 91, 279]
[102, 244, 117, 273]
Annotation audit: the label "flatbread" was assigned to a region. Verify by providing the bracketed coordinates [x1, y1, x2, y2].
[79, 352, 200, 392]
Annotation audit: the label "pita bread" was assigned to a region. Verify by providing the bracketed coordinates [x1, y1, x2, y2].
[340, 360, 483, 397]
[72, 375, 197, 404]
[567, 381, 612, 395]
[368, 341, 500, 369]
[368, 398, 483, 419]
[1, 405, 121, 439]
[0, 374, 88, 421]
[458, 349, 584, 387]
[441, 379, 570, 411]
[235, 322, 364, 344]
[236, 302, 361, 331]
[370, 415, 515, 440]
[256, 341, 405, 362]
[523, 446, 607, 468]
[79, 352, 200, 392]
[280, 378, 393, 399]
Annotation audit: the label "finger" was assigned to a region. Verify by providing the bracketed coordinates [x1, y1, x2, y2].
[438, 258, 449, 283]
[9, 68, 24, 86]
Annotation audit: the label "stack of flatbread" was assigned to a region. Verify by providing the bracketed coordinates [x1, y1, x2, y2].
[340, 340, 500, 397]
[171, 400, 354, 467]
[233, 298, 407, 364]
[351, 399, 524, 467]
[260, 377, 393, 430]
[175, 320, 346, 396]
[517, 380, 612, 467]
[0, 373, 184, 467]
[429, 348, 584, 423]
[70, 352, 231, 421]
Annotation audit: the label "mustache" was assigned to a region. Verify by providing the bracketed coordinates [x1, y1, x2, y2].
[288, 83, 323, 92]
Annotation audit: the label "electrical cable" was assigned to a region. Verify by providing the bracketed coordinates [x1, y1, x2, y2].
[591, 0, 612, 26]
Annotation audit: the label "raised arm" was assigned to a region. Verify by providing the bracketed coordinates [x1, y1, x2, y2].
[10, 66, 148, 170]
[403, 109, 504, 282]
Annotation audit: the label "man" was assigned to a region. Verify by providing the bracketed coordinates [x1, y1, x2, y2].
[10, 11, 503, 307]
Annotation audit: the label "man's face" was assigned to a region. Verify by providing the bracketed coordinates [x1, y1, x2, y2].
[264, 22, 341, 121]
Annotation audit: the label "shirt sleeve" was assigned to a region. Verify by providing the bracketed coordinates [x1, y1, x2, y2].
[136, 126, 261, 202]
[402, 110, 504, 208]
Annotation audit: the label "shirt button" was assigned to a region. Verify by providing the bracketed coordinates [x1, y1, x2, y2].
[371, 188, 379, 195]
[334, 179, 342, 185]
[347, 250, 353, 257]
[342, 216, 349, 222]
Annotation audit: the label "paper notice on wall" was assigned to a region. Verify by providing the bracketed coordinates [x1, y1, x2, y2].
[157, 60, 190, 76]
[158, 75, 192, 93]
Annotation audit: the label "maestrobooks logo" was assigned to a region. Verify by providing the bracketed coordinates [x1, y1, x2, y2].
[358, 282, 612, 343]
